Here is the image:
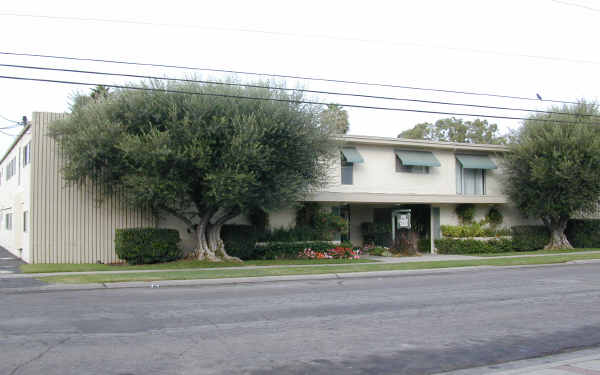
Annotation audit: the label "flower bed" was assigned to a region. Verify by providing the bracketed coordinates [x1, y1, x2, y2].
[298, 246, 361, 259]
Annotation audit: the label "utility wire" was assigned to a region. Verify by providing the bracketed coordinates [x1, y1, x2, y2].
[0, 51, 581, 106]
[0, 63, 594, 118]
[1, 12, 599, 67]
[0, 114, 19, 123]
[550, 0, 600, 12]
[0, 74, 593, 125]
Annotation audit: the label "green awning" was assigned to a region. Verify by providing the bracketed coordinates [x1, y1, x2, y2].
[394, 150, 441, 167]
[456, 154, 497, 169]
[341, 147, 364, 163]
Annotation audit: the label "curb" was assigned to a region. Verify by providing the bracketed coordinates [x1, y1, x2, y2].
[5, 261, 599, 294]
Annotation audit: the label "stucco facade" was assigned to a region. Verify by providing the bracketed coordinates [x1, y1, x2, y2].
[268, 135, 539, 251]
[0, 112, 538, 263]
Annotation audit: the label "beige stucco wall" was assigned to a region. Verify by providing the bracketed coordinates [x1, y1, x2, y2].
[325, 144, 506, 198]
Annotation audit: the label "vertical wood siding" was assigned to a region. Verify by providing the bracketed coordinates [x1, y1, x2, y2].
[30, 112, 155, 264]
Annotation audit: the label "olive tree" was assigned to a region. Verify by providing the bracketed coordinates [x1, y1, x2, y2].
[49, 80, 337, 261]
[503, 102, 600, 249]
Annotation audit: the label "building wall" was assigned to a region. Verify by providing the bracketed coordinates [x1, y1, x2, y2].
[29, 112, 155, 263]
[327, 144, 505, 197]
[0, 127, 32, 261]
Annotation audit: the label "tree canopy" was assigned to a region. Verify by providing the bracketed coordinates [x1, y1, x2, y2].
[503, 102, 600, 249]
[398, 117, 508, 144]
[49, 80, 337, 261]
[319, 104, 349, 134]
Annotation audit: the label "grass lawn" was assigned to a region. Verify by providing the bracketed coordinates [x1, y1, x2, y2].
[474, 248, 600, 257]
[38, 252, 600, 284]
[21, 258, 373, 273]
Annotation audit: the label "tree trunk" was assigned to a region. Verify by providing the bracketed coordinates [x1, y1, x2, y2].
[194, 209, 220, 261]
[207, 209, 242, 262]
[543, 216, 573, 250]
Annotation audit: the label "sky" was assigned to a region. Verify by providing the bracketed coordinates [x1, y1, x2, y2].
[1, 0, 599, 155]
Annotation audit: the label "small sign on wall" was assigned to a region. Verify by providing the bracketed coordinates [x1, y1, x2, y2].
[397, 213, 410, 228]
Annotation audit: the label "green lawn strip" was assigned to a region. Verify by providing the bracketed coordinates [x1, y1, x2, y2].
[38, 253, 600, 284]
[473, 248, 600, 257]
[20, 258, 373, 274]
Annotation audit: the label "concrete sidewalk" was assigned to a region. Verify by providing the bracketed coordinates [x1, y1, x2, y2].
[2, 251, 599, 279]
[440, 347, 600, 374]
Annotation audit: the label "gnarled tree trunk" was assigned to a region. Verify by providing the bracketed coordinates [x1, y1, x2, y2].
[207, 208, 242, 262]
[542, 216, 573, 250]
[192, 207, 242, 262]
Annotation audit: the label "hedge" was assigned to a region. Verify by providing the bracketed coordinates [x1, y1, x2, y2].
[511, 225, 549, 251]
[566, 219, 600, 248]
[435, 238, 513, 254]
[221, 225, 260, 260]
[115, 228, 182, 265]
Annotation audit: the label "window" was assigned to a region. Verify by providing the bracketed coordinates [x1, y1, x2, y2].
[22, 142, 31, 166]
[6, 158, 16, 181]
[395, 157, 429, 174]
[5, 213, 12, 231]
[341, 158, 354, 185]
[23, 211, 28, 233]
[456, 161, 486, 195]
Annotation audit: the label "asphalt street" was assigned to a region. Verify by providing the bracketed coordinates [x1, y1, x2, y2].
[2, 263, 600, 375]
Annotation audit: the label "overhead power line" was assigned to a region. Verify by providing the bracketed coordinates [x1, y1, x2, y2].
[0, 114, 19, 123]
[0, 63, 594, 118]
[550, 0, 600, 12]
[0, 74, 594, 125]
[1, 12, 599, 67]
[0, 51, 581, 106]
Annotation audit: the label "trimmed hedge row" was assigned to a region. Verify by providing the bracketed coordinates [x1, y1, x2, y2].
[221, 225, 337, 260]
[115, 228, 182, 264]
[435, 238, 513, 254]
[566, 219, 600, 248]
[511, 225, 549, 251]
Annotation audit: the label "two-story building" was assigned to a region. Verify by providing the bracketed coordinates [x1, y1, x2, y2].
[265, 135, 536, 251]
[0, 112, 535, 263]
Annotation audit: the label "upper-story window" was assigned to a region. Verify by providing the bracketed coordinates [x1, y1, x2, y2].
[340, 147, 364, 185]
[23, 142, 31, 167]
[5, 213, 12, 231]
[6, 157, 16, 181]
[455, 154, 497, 195]
[395, 149, 441, 174]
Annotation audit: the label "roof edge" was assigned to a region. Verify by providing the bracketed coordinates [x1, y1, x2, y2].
[337, 134, 509, 152]
[0, 123, 30, 165]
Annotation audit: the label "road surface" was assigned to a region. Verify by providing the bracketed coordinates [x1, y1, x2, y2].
[2, 263, 600, 374]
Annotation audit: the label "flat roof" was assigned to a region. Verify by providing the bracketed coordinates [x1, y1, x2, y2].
[338, 134, 509, 153]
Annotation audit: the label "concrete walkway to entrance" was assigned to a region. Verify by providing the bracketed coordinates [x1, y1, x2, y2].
[0, 246, 47, 288]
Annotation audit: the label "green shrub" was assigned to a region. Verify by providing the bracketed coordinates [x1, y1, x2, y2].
[361, 222, 392, 247]
[441, 224, 510, 238]
[486, 206, 503, 227]
[456, 204, 475, 224]
[418, 237, 432, 253]
[511, 226, 549, 251]
[115, 228, 181, 265]
[259, 226, 322, 242]
[435, 238, 513, 254]
[254, 241, 335, 259]
[221, 225, 260, 260]
[339, 240, 354, 249]
[368, 247, 386, 256]
[566, 219, 600, 248]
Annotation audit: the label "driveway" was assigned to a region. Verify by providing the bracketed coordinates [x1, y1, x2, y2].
[0, 246, 46, 288]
